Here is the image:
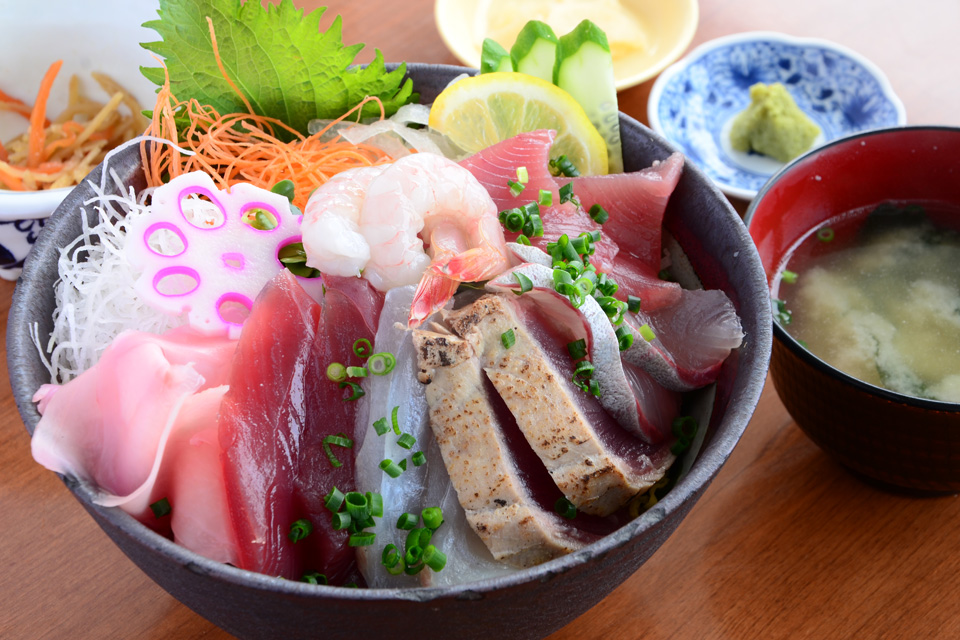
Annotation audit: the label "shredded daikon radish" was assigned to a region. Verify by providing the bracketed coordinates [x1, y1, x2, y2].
[35, 142, 192, 384]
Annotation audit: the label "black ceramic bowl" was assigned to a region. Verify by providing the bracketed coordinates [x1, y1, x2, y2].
[746, 126, 960, 493]
[8, 64, 771, 639]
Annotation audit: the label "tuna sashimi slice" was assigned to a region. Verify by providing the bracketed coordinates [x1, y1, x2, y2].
[623, 289, 744, 391]
[460, 129, 619, 272]
[219, 271, 368, 584]
[558, 152, 684, 273]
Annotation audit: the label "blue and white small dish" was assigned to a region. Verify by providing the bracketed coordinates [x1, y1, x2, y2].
[648, 31, 907, 200]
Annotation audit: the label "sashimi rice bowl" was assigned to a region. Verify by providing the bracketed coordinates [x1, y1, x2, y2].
[8, 3, 771, 639]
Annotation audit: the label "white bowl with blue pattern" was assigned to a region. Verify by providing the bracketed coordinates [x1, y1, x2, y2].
[648, 31, 907, 201]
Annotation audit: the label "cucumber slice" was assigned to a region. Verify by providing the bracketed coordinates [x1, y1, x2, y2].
[481, 38, 514, 73]
[555, 20, 623, 173]
[509, 20, 559, 83]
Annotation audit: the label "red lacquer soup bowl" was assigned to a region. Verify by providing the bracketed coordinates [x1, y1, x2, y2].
[746, 126, 960, 492]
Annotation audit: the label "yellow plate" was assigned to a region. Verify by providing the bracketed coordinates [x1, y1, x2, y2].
[434, 0, 699, 91]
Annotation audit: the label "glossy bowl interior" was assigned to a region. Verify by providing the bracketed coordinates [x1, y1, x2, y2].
[8, 64, 772, 640]
[433, 0, 699, 90]
[746, 126, 960, 492]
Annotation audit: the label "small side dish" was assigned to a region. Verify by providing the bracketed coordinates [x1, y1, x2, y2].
[649, 31, 906, 200]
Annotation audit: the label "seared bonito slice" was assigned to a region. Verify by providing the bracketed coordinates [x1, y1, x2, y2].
[440, 292, 673, 517]
[412, 329, 594, 567]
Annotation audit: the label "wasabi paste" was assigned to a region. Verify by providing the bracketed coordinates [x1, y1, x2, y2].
[729, 83, 820, 163]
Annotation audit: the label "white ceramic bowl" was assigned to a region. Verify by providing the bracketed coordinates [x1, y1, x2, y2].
[648, 31, 907, 200]
[434, 0, 699, 91]
[0, 0, 158, 278]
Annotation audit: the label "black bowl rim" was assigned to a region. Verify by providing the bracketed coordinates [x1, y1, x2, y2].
[9, 62, 771, 602]
[744, 124, 960, 413]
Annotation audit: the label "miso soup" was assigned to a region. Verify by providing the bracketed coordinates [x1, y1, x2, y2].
[774, 202, 960, 402]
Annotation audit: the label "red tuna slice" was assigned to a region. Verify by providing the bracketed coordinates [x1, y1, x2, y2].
[322, 272, 385, 335]
[608, 255, 682, 312]
[219, 270, 368, 584]
[622, 289, 744, 392]
[557, 152, 683, 273]
[460, 129, 619, 272]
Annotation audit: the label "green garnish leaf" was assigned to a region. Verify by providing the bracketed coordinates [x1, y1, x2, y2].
[150, 497, 172, 518]
[142, 0, 416, 139]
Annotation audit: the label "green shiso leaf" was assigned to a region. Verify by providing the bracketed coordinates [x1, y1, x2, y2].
[140, 0, 416, 140]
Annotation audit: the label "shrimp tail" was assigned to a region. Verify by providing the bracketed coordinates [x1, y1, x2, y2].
[408, 271, 461, 328]
[432, 246, 509, 283]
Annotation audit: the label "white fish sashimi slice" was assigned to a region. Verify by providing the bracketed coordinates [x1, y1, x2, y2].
[623, 289, 743, 392]
[354, 286, 431, 588]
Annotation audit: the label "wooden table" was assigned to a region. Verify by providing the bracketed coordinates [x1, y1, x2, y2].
[2, 1, 959, 638]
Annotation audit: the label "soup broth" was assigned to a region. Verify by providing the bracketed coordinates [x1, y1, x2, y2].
[775, 201, 960, 402]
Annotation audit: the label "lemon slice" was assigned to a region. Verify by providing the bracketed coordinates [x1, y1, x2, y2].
[429, 72, 609, 175]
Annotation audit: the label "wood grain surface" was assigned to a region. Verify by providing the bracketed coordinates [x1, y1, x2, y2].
[2, 1, 959, 638]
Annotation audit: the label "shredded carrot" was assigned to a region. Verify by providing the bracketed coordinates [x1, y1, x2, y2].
[141, 24, 396, 211]
[0, 67, 147, 191]
[27, 61, 64, 168]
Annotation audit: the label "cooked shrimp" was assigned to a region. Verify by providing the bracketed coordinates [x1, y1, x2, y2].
[358, 153, 510, 326]
[302, 165, 386, 277]
[301, 153, 510, 325]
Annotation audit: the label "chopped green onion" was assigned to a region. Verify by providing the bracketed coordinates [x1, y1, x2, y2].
[549, 155, 580, 177]
[324, 486, 344, 512]
[326, 362, 347, 382]
[567, 339, 587, 360]
[503, 208, 525, 231]
[671, 416, 699, 455]
[537, 189, 552, 207]
[348, 532, 376, 547]
[367, 352, 396, 375]
[352, 338, 372, 358]
[379, 459, 403, 478]
[271, 179, 296, 203]
[588, 204, 609, 224]
[367, 492, 384, 518]
[344, 492, 370, 522]
[412, 451, 426, 467]
[322, 434, 353, 469]
[515, 234, 531, 245]
[407, 527, 432, 550]
[382, 544, 401, 568]
[392, 405, 401, 435]
[588, 379, 601, 397]
[781, 269, 798, 284]
[507, 179, 525, 197]
[339, 380, 364, 401]
[288, 518, 313, 543]
[398, 458, 408, 471]
[516, 166, 529, 183]
[573, 359, 595, 379]
[817, 227, 835, 242]
[522, 212, 542, 238]
[422, 507, 444, 530]
[385, 560, 405, 576]
[397, 433, 416, 449]
[373, 417, 389, 436]
[772, 298, 792, 325]
[638, 324, 656, 342]
[512, 272, 533, 295]
[404, 545, 424, 565]
[501, 328, 516, 349]
[555, 497, 577, 519]
[331, 511, 352, 531]
[628, 295, 642, 313]
[422, 545, 447, 572]
[150, 497, 171, 518]
[559, 182, 575, 204]
[301, 571, 328, 585]
[397, 512, 418, 530]
[403, 562, 424, 576]
[616, 326, 634, 351]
